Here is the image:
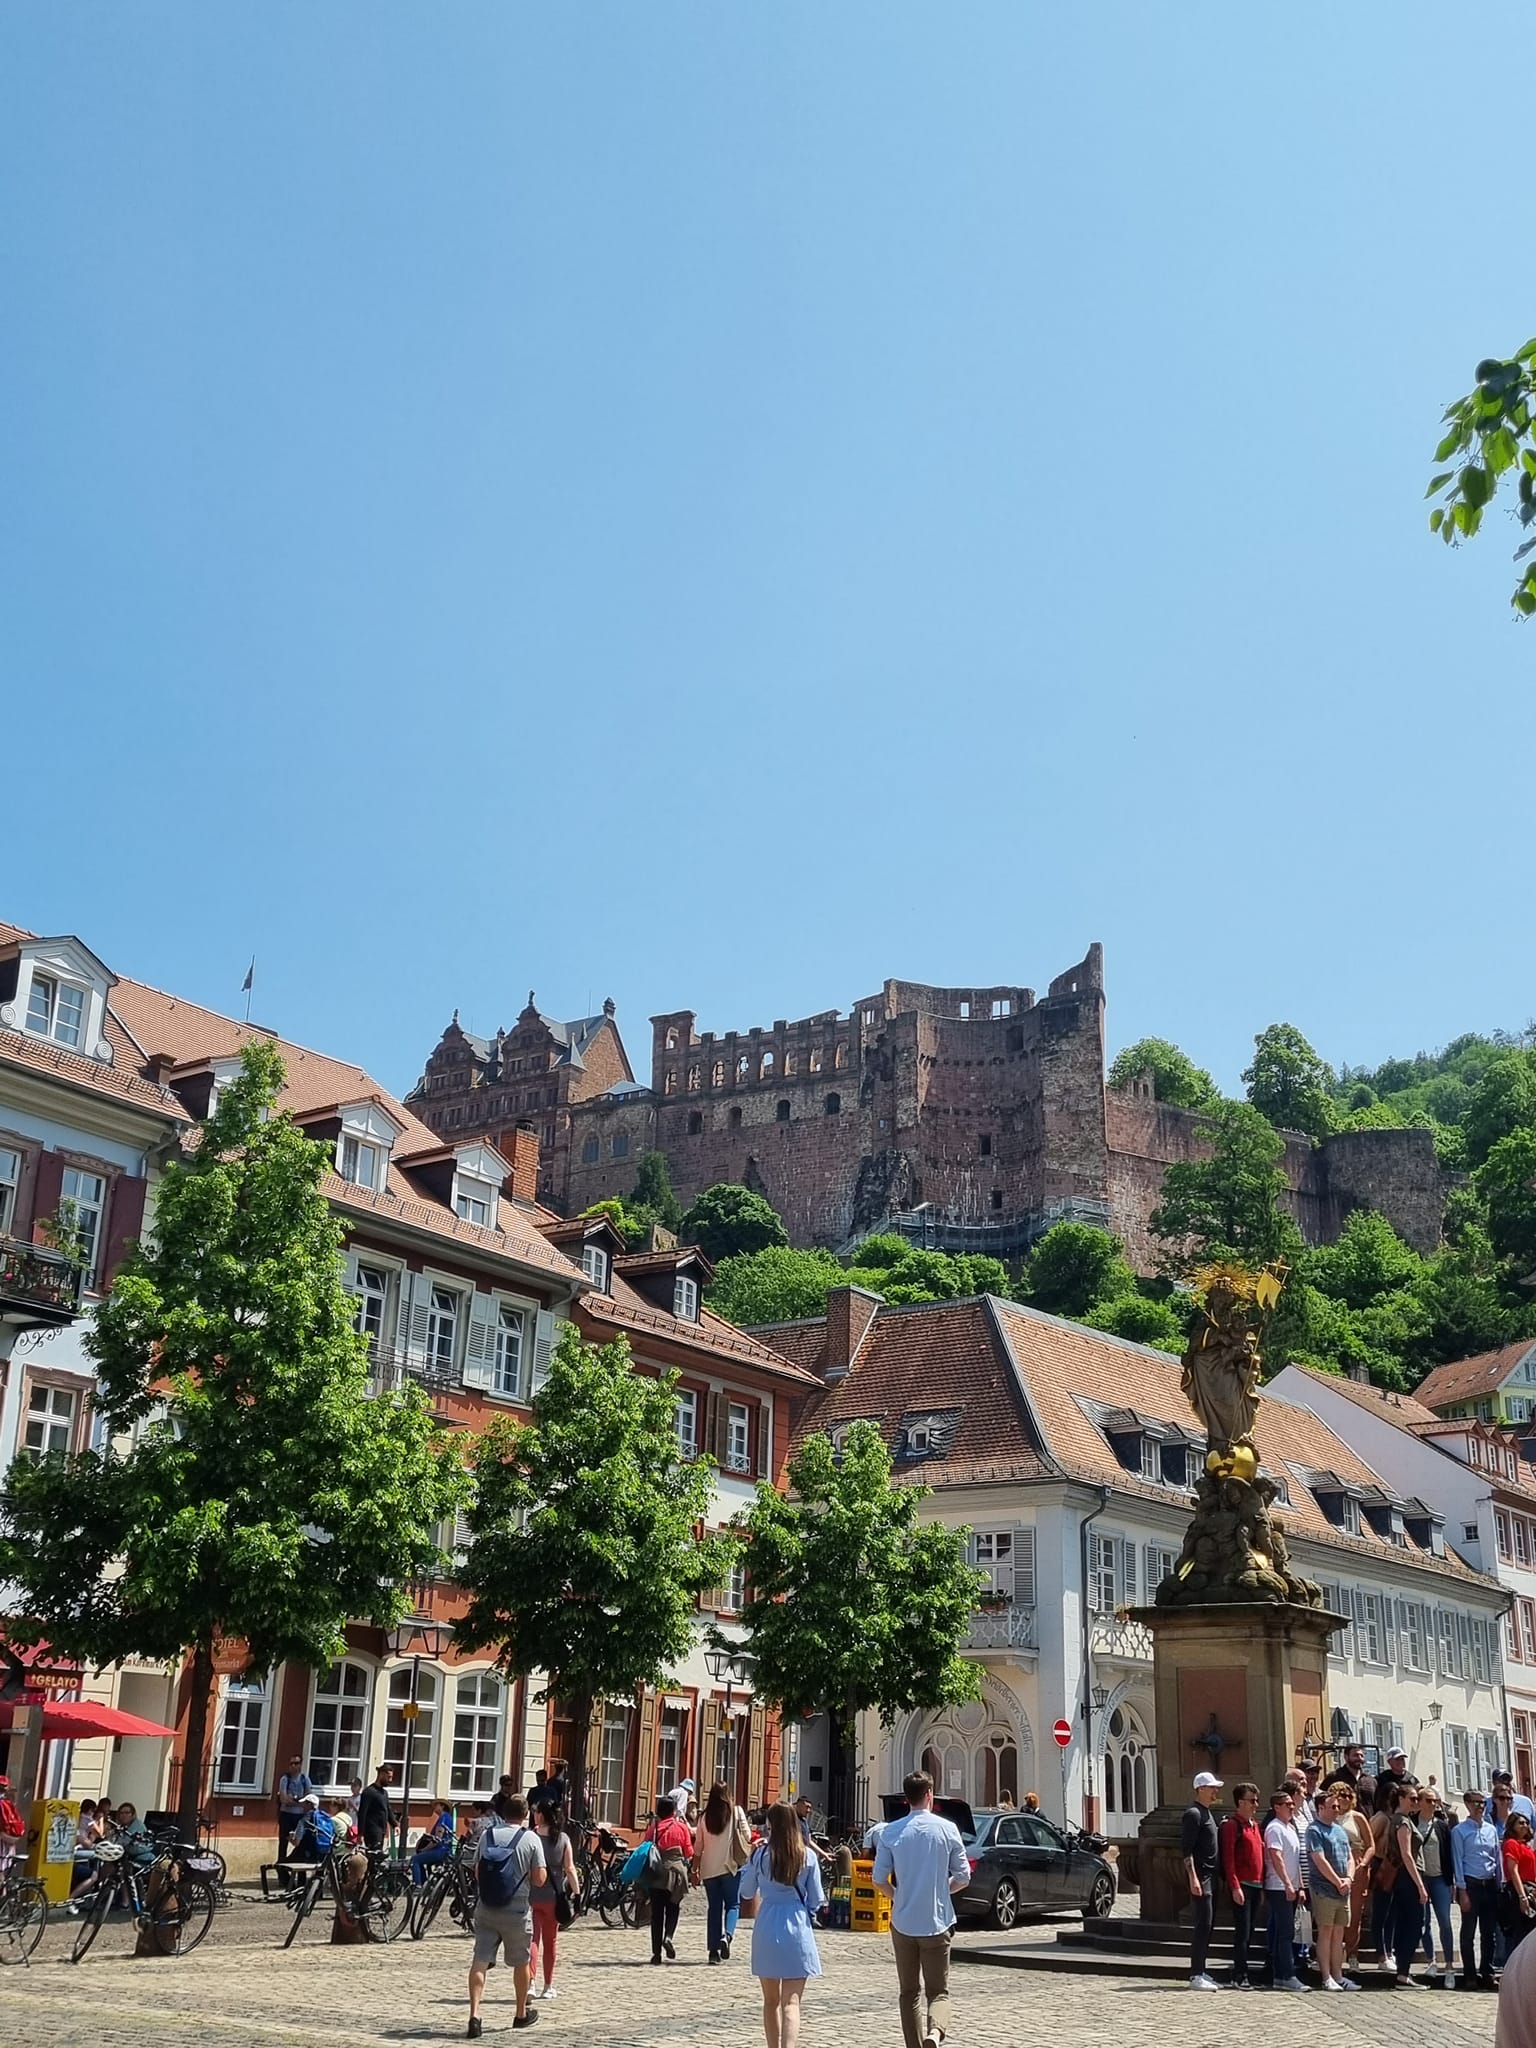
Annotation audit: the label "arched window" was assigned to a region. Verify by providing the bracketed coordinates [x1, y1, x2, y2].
[824, 1093, 840, 1117]
[687, 1065, 700, 1091]
[308, 1659, 373, 1793]
[712, 1062, 726, 1088]
[688, 1111, 703, 1135]
[916, 1699, 1026, 1809]
[1101, 1701, 1154, 1835]
[761, 1050, 775, 1076]
[729, 1106, 743, 1129]
[664, 1028, 678, 1052]
[777, 1100, 791, 1123]
[663, 1071, 676, 1095]
[809, 1047, 823, 1074]
[834, 1042, 847, 1070]
[737, 1054, 751, 1081]
[449, 1670, 505, 1797]
[383, 1665, 441, 1794]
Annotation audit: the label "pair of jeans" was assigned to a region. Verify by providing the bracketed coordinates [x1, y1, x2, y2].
[649, 1887, 681, 1957]
[1461, 1876, 1501, 1980]
[1189, 1879, 1215, 1977]
[1394, 1873, 1427, 1978]
[1422, 1874, 1454, 1964]
[1265, 1890, 1296, 1984]
[704, 1870, 741, 1954]
[1229, 1882, 1262, 1984]
[411, 1843, 451, 1887]
[891, 1929, 952, 2048]
[1371, 1880, 1397, 1963]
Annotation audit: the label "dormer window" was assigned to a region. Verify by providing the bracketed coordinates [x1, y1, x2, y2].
[455, 1184, 491, 1225]
[1317, 1488, 1362, 1536]
[333, 1100, 403, 1195]
[581, 1243, 609, 1292]
[673, 1275, 699, 1321]
[906, 1423, 931, 1456]
[340, 1136, 382, 1191]
[27, 973, 85, 1048]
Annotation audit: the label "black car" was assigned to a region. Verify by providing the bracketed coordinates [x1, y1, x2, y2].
[878, 1798, 1116, 1930]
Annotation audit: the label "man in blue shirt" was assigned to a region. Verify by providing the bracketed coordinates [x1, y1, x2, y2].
[873, 1771, 972, 2048]
[1452, 1789, 1503, 1987]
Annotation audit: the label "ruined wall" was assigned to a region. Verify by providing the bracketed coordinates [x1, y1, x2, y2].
[1316, 1127, 1450, 1257]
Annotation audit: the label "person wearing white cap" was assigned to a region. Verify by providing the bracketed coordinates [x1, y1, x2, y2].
[1183, 1771, 1224, 1989]
[666, 1778, 696, 1822]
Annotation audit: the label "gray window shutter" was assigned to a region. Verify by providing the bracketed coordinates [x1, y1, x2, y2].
[755, 1399, 772, 1479]
[531, 1309, 558, 1392]
[1120, 1538, 1136, 1605]
[1014, 1526, 1036, 1606]
[404, 1271, 432, 1363]
[463, 1292, 496, 1390]
[1382, 1594, 1397, 1667]
[342, 1249, 360, 1293]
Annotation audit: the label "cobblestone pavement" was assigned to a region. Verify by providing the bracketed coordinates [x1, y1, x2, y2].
[5, 1892, 1504, 2048]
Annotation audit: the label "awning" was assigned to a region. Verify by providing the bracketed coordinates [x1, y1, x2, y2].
[0, 1698, 176, 1741]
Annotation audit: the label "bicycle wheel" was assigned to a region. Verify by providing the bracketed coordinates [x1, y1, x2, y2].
[282, 1874, 320, 1950]
[71, 1889, 111, 1965]
[144, 1873, 215, 1958]
[409, 1870, 447, 1941]
[619, 1881, 640, 1929]
[372, 1867, 414, 1944]
[0, 1880, 48, 1964]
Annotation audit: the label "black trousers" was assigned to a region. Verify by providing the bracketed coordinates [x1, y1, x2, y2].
[1230, 1882, 1262, 1983]
[650, 1888, 681, 1956]
[1462, 1879, 1501, 1980]
[1190, 1879, 1215, 1977]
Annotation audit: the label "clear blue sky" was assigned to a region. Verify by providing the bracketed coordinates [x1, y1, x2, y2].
[5, 4, 1531, 1101]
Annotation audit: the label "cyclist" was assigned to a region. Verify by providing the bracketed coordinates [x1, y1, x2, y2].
[412, 1799, 456, 1886]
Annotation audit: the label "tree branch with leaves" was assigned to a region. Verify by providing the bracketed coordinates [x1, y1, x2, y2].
[1427, 343, 1536, 615]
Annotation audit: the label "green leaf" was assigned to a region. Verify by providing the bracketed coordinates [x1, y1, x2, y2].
[1486, 427, 1518, 475]
[1425, 472, 1455, 497]
[1522, 450, 1536, 477]
[1434, 427, 1465, 463]
[1515, 589, 1536, 615]
[1517, 340, 1536, 364]
[1460, 464, 1494, 509]
[1429, 508, 1444, 533]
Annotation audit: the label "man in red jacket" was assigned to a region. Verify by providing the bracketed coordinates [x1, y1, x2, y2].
[1219, 1782, 1266, 1988]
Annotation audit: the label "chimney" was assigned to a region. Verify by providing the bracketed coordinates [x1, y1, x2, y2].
[824, 1285, 883, 1382]
[505, 1123, 541, 1204]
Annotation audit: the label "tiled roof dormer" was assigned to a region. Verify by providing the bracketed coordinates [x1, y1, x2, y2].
[0, 934, 117, 1065]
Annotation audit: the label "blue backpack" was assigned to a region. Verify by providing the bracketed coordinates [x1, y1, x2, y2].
[477, 1825, 532, 1910]
[309, 1809, 336, 1854]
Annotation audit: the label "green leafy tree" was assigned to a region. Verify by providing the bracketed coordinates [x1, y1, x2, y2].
[1462, 1053, 1536, 1171]
[630, 1151, 683, 1232]
[455, 1325, 734, 1811]
[681, 1184, 789, 1265]
[1301, 1210, 1422, 1311]
[579, 1196, 650, 1249]
[1150, 1100, 1303, 1275]
[1425, 344, 1536, 615]
[0, 1042, 464, 1834]
[1475, 1127, 1536, 1274]
[1244, 1024, 1336, 1140]
[1022, 1222, 1137, 1316]
[1106, 1037, 1219, 1110]
[734, 1421, 981, 1817]
[709, 1245, 847, 1325]
[1079, 1292, 1185, 1353]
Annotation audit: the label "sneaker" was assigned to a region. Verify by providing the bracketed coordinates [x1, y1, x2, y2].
[540, 1986, 558, 2001]
[1277, 1978, 1311, 1993]
[513, 2015, 540, 2031]
[708, 1951, 720, 1964]
[1189, 1974, 1221, 1991]
[1395, 1977, 1423, 1990]
[1322, 1980, 1344, 1993]
[662, 1939, 675, 1960]
[720, 1935, 732, 1960]
[467, 2023, 483, 2042]
[1443, 1969, 1457, 1988]
[650, 1953, 664, 1965]
[1338, 1976, 1361, 1991]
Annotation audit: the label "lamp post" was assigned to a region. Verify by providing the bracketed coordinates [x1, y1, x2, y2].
[703, 1645, 754, 1795]
[387, 1605, 450, 1862]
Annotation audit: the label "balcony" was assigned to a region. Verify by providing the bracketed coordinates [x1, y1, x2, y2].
[0, 1238, 84, 1332]
[962, 1603, 1038, 1654]
[1090, 1611, 1154, 1664]
[365, 1345, 461, 1402]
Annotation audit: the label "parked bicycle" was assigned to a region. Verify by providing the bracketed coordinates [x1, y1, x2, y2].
[273, 1844, 412, 1949]
[0, 1864, 48, 1965]
[70, 1840, 216, 1964]
[409, 1839, 477, 1940]
[583, 1824, 640, 1929]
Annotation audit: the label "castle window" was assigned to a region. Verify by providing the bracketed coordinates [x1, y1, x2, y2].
[784, 1050, 797, 1076]
[959, 1001, 970, 1019]
[979, 1133, 993, 1158]
[665, 1028, 678, 1051]
[611, 1133, 629, 1160]
[1007, 1026, 1024, 1053]
[729, 1106, 743, 1129]
[864, 1009, 877, 1026]
[990, 1190, 1003, 1211]
[809, 1048, 823, 1074]
[992, 998, 1011, 1018]
[688, 1111, 703, 1135]
[712, 1062, 725, 1088]
[664, 1071, 677, 1095]
[737, 1054, 750, 1081]
[761, 1050, 775, 1077]
[688, 1065, 700, 1091]
[581, 1137, 599, 1165]
[777, 1100, 791, 1123]
[824, 1093, 841, 1117]
[834, 1043, 847, 1069]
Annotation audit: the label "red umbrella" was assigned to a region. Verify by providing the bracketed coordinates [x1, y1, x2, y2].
[0, 1698, 176, 1740]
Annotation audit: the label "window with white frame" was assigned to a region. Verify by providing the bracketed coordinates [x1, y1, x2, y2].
[725, 1402, 751, 1473]
[654, 1703, 686, 1803]
[427, 1285, 461, 1371]
[975, 1530, 1015, 1600]
[308, 1660, 372, 1790]
[1398, 1599, 1429, 1673]
[339, 1135, 381, 1191]
[1357, 1591, 1388, 1664]
[383, 1666, 440, 1792]
[1472, 1614, 1494, 1686]
[455, 1184, 491, 1225]
[214, 1674, 270, 1791]
[0, 1146, 20, 1235]
[1144, 1544, 1178, 1599]
[674, 1391, 698, 1457]
[1498, 1511, 1514, 1561]
[1517, 1519, 1532, 1568]
[1445, 1724, 1472, 1794]
[26, 973, 86, 1048]
[23, 1383, 76, 1459]
[1090, 1533, 1137, 1612]
[493, 1303, 526, 1398]
[581, 1243, 609, 1291]
[595, 1704, 630, 1825]
[1476, 1728, 1503, 1787]
[449, 1671, 504, 1795]
[60, 1167, 105, 1285]
[353, 1264, 391, 1353]
[1321, 1584, 1355, 1660]
[673, 1274, 699, 1321]
[719, 1560, 747, 1614]
[1437, 1606, 1463, 1678]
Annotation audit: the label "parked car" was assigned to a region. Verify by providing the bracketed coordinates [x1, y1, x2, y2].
[879, 1798, 1116, 1930]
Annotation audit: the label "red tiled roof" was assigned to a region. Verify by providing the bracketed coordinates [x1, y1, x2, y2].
[1284, 1364, 1442, 1427]
[577, 1266, 821, 1386]
[1413, 1343, 1536, 1413]
[615, 1245, 715, 1281]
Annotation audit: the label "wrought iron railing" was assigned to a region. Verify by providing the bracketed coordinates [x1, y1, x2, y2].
[0, 1237, 84, 1322]
[365, 1345, 461, 1399]
[1090, 1612, 1155, 1662]
[962, 1603, 1039, 1652]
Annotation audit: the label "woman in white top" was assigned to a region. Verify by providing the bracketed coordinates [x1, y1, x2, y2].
[692, 1779, 753, 1963]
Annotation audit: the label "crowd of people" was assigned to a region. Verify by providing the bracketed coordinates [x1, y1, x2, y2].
[1182, 1745, 1536, 1995]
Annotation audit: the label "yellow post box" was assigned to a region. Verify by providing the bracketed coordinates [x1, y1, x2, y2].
[25, 1798, 80, 1903]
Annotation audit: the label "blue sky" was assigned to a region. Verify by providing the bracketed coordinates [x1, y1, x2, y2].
[4, 4, 1531, 1102]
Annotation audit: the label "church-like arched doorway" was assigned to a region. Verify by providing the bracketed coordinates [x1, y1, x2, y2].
[914, 1697, 1026, 1809]
[1101, 1699, 1155, 1836]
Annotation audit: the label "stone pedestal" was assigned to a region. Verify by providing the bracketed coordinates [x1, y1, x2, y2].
[1133, 1601, 1344, 1922]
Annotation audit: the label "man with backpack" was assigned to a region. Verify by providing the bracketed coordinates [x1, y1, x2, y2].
[468, 1790, 546, 2039]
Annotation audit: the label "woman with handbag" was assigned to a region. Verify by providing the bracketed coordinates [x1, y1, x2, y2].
[648, 1792, 694, 1964]
[529, 1802, 578, 1999]
[739, 1802, 823, 2048]
[1503, 1812, 1536, 1952]
[695, 1778, 754, 1964]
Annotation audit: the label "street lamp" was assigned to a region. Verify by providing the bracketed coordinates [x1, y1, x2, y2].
[387, 1606, 451, 1861]
[703, 1644, 754, 1794]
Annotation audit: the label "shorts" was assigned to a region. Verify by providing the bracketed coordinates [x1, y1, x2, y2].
[474, 1906, 533, 1970]
[1310, 1891, 1349, 1929]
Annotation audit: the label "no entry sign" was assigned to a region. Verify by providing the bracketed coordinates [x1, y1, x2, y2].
[1052, 1718, 1073, 1748]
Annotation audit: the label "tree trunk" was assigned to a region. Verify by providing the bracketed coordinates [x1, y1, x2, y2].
[177, 1639, 215, 1842]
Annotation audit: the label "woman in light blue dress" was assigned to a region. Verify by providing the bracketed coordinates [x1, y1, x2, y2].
[737, 1802, 823, 2048]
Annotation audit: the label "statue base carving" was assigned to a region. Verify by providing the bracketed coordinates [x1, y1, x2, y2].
[1132, 1600, 1345, 1921]
[1155, 1467, 1323, 1610]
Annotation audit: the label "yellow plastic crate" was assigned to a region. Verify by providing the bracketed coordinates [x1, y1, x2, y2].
[849, 1857, 891, 1932]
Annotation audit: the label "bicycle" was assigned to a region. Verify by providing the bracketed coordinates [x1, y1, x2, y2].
[587, 1829, 640, 1929]
[70, 1841, 216, 1964]
[0, 1864, 48, 1965]
[409, 1840, 477, 1940]
[278, 1844, 411, 1948]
